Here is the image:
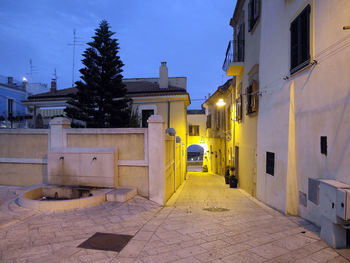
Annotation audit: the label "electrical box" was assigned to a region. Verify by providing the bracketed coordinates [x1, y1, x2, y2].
[336, 189, 350, 220]
[319, 180, 350, 223]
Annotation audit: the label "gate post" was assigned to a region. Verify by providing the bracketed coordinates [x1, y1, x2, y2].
[49, 117, 71, 150]
[148, 115, 165, 205]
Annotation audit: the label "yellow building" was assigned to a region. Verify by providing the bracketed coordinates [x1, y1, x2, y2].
[202, 79, 235, 176]
[186, 109, 207, 172]
[23, 62, 190, 190]
[222, 0, 261, 196]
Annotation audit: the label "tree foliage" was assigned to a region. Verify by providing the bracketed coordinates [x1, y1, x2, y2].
[65, 20, 131, 127]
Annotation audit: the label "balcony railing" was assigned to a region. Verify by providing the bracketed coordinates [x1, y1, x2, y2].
[222, 40, 245, 72]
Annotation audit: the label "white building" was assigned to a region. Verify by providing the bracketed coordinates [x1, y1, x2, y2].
[257, 0, 350, 228]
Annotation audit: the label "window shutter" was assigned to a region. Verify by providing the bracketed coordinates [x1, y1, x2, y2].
[248, 0, 252, 31]
[195, 126, 199, 136]
[253, 0, 259, 21]
[236, 96, 242, 121]
[246, 85, 253, 114]
[251, 81, 259, 112]
[290, 5, 311, 73]
[206, 114, 211, 128]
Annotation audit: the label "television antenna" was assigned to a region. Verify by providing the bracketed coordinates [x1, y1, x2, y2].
[68, 29, 86, 88]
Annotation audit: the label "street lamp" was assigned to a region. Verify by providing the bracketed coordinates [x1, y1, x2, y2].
[216, 98, 226, 107]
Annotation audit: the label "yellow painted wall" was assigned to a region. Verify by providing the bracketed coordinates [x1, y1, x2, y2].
[134, 96, 188, 193]
[0, 163, 46, 186]
[0, 132, 48, 186]
[234, 74, 258, 197]
[165, 136, 175, 201]
[0, 134, 48, 158]
[118, 166, 148, 197]
[67, 133, 144, 160]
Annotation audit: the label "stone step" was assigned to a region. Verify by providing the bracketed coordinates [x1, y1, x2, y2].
[106, 187, 137, 202]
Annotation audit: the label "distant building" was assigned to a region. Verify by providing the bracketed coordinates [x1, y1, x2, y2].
[0, 76, 27, 128]
[23, 62, 190, 180]
[186, 109, 207, 171]
[202, 79, 234, 176]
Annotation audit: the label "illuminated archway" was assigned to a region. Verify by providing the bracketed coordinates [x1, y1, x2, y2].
[187, 144, 204, 172]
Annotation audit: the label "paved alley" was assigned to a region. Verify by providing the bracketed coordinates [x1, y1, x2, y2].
[1, 173, 350, 262]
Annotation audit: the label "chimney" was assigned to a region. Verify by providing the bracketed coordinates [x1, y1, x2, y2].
[159, 62, 168, 89]
[7, 77, 13, 85]
[51, 79, 57, 93]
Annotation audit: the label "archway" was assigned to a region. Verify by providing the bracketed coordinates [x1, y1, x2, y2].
[187, 144, 204, 172]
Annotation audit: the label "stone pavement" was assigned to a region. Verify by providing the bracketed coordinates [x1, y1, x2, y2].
[1, 173, 350, 262]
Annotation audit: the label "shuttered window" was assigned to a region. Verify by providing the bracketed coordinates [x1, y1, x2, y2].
[246, 81, 258, 115]
[290, 5, 311, 74]
[189, 125, 200, 136]
[206, 114, 212, 128]
[248, 0, 260, 32]
[235, 95, 242, 122]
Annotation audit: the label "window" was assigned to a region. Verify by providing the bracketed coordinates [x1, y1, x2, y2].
[7, 99, 13, 119]
[236, 23, 245, 62]
[290, 5, 311, 74]
[266, 152, 275, 176]
[321, 136, 327, 156]
[235, 95, 242, 121]
[206, 114, 212, 128]
[189, 125, 199, 136]
[141, 109, 154, 128]
[246, 81, 259, 115]
[248, 0, 260, 32]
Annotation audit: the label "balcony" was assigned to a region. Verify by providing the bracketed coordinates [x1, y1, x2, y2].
[222, 40, 244, 76]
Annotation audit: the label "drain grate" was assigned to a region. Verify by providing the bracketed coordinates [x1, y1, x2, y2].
[203, 207, 229, 212]
[78, 232, 133, 252]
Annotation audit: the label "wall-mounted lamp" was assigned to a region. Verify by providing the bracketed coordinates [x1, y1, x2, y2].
[216, 98, 226, 107]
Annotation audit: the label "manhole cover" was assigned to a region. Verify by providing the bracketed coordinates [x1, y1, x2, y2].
[203, 207, 229, 212]
[78, 232, 133, 252]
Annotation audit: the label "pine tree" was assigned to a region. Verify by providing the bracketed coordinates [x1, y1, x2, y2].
[65, 20, 131, 128]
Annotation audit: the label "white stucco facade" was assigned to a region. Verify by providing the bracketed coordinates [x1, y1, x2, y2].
[257, 0, 350, 226]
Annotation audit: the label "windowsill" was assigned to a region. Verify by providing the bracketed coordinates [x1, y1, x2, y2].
[290, 60, 313, 77]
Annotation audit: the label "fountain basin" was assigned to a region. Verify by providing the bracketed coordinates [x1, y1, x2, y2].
[18, 185, 112, 211]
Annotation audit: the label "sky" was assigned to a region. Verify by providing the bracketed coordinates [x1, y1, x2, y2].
[0, 0, 236, 109]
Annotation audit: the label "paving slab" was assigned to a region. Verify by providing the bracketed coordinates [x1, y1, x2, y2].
[0, 172, 350, 262]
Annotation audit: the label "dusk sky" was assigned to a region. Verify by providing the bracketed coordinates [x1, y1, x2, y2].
[0, 0, 236, 109]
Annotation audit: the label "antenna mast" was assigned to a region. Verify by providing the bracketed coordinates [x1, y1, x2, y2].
[68, 29, 85, 88]
[72, 29, 76, 88]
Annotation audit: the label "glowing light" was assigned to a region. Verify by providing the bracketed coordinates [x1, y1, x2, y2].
[22, 77, 27, 82]
[216, 98, 226, 107]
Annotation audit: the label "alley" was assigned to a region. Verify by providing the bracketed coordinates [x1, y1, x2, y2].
[1, 173, 350, 262]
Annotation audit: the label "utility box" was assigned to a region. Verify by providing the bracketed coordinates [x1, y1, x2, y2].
[336, 189, 350, 220]
[48, 147, 118, 188]
[319, 180, 350, 223]
[319, 180, 350, 248]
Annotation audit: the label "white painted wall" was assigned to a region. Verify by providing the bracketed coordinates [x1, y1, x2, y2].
[258, 0, 350, 222]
